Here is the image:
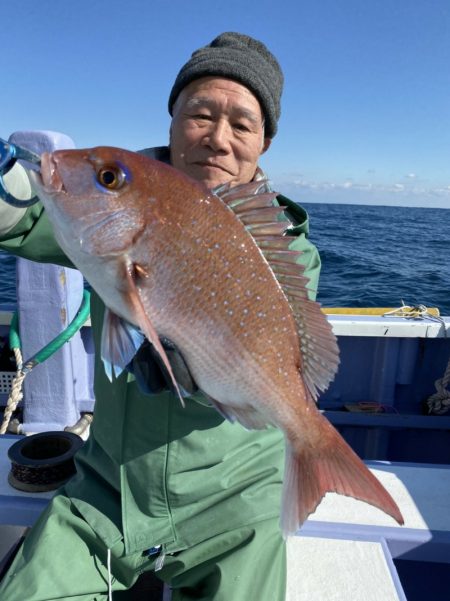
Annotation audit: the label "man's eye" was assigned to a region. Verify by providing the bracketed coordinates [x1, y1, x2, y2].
[185, 112, 211, 120]
[193, 114, 212, 121]
[234, 123, 251, 133]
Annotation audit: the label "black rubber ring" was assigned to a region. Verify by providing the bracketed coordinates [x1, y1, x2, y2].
[8, 431, 84, 492]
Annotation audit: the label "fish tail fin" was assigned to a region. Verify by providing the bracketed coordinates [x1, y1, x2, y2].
[281, 409, 404, 537]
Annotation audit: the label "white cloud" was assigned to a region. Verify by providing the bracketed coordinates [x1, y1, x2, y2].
[272, 175, 450, 208]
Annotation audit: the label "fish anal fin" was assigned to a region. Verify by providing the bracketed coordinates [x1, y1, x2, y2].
[281, 409, 404, 537]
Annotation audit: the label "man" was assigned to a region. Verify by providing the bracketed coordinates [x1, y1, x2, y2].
[0, 32, 320, 600]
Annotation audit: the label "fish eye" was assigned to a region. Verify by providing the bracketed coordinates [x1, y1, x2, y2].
[96, 165, 126, 190]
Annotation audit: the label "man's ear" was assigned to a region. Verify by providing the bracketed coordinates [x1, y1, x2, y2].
[261, 138, 272, 154]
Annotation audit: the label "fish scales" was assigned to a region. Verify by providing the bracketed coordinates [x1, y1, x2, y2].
[77, 156, 303, 408]
[31, 146, 404, 535]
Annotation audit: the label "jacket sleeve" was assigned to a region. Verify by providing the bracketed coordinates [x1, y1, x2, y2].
[287, 231, 321, 302]
[0, 164, 72, 267]
[0, 164, 30, 235]
[277, 194, 321, 301]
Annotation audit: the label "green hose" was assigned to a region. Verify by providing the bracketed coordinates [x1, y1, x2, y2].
[9, 312, 20, 351]
[9, 289, 91, 366]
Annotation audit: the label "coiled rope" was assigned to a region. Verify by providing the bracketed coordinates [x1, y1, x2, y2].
[383, 302, 444, 323]
[383, 302, 449, 416]
[425, 355, 450, 415]
[0, 290, 91, 434]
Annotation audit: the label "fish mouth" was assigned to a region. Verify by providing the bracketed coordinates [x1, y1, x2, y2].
[39, 152, 66, 193]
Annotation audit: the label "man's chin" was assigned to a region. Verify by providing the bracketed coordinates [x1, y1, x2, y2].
[189, 165, 236, 190]
[204, 177, 234, 190]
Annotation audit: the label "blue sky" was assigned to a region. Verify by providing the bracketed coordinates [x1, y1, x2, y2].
[3, 0, 449, 207]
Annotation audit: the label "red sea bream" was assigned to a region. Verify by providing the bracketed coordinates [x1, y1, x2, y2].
[31, 147, 404, 536]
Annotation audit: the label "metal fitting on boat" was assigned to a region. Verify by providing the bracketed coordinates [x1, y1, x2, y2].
[64, 413, 93, 439]
[5, 418, 23, 435]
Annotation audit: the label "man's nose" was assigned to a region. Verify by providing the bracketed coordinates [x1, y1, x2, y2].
[203, 120, 231, 152]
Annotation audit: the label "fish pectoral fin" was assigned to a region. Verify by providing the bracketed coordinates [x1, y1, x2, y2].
[101, 308, 145, 380]
[207, 397, 268, 430]
[123, 266, 185, 406]
[280, 405, 404, 538]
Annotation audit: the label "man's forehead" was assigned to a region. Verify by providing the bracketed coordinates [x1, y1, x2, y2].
[177, 78, 264, 121]
[184, 96, 261, 122]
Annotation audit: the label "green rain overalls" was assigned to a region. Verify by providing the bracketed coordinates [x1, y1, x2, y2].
[0, 163, 321, 600]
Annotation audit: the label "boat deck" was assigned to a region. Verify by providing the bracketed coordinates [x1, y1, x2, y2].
[1, 435, 449, 600]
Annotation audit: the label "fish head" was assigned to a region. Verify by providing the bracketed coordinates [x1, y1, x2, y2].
[31, 146, 208, 259]
[30, 146, 160, 257]
[30, 145, 217, 395]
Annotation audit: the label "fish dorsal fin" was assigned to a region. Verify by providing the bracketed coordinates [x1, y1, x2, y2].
[215, 180, 340, 400]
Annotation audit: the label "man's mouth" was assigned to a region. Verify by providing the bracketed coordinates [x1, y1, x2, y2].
[193, 161, 233, 175]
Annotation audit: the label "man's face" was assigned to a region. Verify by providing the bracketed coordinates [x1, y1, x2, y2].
[170, 77, 271, 189]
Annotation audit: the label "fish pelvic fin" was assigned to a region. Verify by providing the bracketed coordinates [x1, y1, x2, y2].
[101, 309, 144, 380]
[215, 179, 340, 401]
[281, 407, 404, 538]
[123, 263, 185, 406]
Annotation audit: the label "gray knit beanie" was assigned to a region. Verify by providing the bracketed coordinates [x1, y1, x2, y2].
[168, 32, 284, 138]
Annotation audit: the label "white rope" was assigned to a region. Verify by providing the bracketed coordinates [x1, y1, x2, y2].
[107, 548, 113, 601]
[426, 355, 450, 415]
[0, 349, 32, 435]
[383, 302, 445, 325]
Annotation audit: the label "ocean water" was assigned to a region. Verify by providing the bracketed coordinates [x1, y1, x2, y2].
[305, 203, 450, 315]
[0, 203, 449, 315]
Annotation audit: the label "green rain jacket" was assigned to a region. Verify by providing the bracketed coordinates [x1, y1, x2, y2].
[0, 149, 321, 556]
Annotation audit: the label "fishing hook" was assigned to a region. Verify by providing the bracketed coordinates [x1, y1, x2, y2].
[0, 137, 41, 207]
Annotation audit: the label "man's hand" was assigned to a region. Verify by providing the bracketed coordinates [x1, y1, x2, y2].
[0, 132, 76, 231]
[127, 338, 198, 397]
